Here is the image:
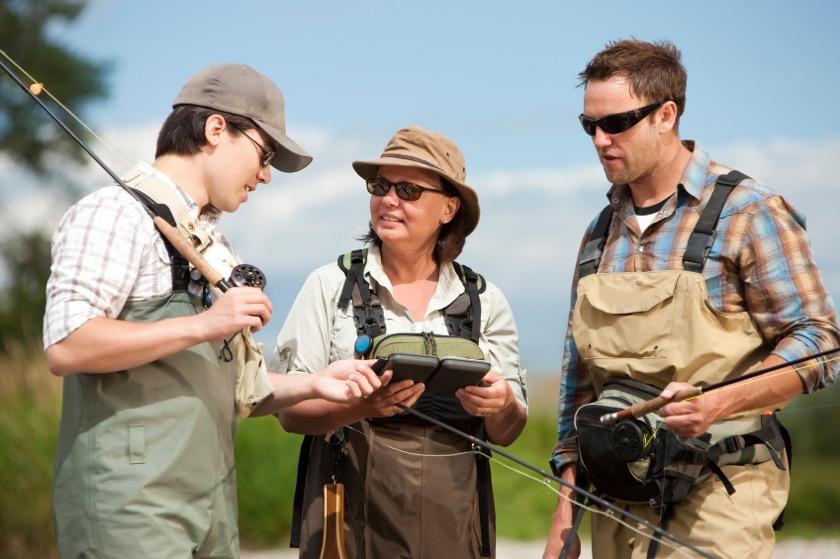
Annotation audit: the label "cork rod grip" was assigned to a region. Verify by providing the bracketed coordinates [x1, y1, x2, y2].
[152, 216, 227, 289]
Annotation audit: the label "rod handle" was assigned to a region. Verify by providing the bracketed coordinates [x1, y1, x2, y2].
[152, 216, 228, 290]
[601, 385, 703, 425]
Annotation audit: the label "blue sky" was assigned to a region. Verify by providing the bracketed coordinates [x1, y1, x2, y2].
[3, 0, 839, 371]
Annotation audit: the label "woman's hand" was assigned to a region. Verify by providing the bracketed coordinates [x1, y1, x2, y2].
[360, 370, 426, 418]
[455, 370, 512, 417]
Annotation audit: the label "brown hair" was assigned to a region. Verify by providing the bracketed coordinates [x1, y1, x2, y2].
[155, 105, 262, 159]
[358, 179, 468, 263]
[579, 39, 687, 125]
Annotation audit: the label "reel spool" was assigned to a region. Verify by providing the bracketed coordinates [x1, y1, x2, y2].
[610, 419, 654, 462]
[228, 264, 267, 290]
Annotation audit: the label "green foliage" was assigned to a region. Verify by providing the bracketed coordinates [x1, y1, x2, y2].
[0, 229, 53, 351]
[235, 417, 304, 546]
[0, 0, 110, 175]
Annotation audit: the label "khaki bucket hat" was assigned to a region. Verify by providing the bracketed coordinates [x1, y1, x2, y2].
[172, 63, 312, 173]
[353, 126, 480, 235]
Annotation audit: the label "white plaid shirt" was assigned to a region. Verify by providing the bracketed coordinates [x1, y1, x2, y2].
[43, 162, 229, 348]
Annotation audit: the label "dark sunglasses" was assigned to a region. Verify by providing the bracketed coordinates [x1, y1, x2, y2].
[366, 177, 452, 202]
[231, 125, 275, 167]
[578, 101, 665, 136]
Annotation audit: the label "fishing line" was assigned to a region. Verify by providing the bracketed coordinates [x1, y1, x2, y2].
[342, 423, 697, 557]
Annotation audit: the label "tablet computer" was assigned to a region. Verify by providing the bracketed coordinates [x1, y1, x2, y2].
[371, 353, 438, 384]
[426, 357, 491, 395]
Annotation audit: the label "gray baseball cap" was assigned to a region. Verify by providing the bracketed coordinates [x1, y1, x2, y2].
[173, 63, 312, 172]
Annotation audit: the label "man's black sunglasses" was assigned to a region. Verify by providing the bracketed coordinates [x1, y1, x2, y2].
[366, 177, 452, 202]
[578, 101, 665, 136]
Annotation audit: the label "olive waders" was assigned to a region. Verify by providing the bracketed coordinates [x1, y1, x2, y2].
[54, 174, 248, 558]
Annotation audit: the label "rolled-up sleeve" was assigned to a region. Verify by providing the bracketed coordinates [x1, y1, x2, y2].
[741, 195, 840, 391]
[481, 283, 528, 411]
[43, 190, 151, 348]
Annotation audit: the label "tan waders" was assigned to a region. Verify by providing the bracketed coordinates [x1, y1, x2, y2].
[54, 292, 239, 558]
[572, 172, 789, 558]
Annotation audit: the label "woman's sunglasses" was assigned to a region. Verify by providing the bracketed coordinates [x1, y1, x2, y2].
[578, 101, 665, 136]
[366, 177, 452, 202]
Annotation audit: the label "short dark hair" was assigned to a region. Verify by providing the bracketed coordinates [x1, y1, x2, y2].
[579, 39, 687, 126]
[155, 105, 260, 158]
[358, 179, 468, 263]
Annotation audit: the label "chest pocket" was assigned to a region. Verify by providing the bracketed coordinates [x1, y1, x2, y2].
[573, 271, 680, 363]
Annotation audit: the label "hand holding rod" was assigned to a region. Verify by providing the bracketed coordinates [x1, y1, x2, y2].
[0, 56, 231, 292]
[599, 345, 840, 426]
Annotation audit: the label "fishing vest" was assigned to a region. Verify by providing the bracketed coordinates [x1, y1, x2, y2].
[290, 249, 494, 557]
[123, 170, 274, 419]
[571, 171, 790, 557]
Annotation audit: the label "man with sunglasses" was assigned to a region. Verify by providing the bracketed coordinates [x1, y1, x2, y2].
[44, 63, 383, 558]
[545, 40, 839, 558]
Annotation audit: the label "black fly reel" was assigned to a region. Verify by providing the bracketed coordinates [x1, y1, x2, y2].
[190, 263, 267, 293]
[610, 418, 654, 462]
[228, 263, 267, 290]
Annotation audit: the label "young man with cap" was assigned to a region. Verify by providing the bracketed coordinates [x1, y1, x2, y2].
[44, 63, 382, 558]
[544, 40, 840, 559]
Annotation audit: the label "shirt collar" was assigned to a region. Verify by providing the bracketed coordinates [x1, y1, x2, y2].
[365, 244, 466, 315]
[130, 161, 220, 225]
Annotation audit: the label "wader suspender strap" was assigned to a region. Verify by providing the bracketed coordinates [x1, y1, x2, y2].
[682, 170, 749, 272]
[129, 188, 190, 292]
[448, 262, 483, 343]
[577, 169, 749, 279]
[337, 249, 387, 340]
[578, 204, 614, 279]
[290, 434, 314, 548]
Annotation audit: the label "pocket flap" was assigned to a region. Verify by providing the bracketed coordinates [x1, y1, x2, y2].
[579, 272, 680, 315]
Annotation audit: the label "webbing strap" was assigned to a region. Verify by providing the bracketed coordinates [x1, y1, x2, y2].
[129, 188, 190, 292]
[682, 170, 748, 273]
[578, 204, 614, 278]
[289, 435, 314, 548]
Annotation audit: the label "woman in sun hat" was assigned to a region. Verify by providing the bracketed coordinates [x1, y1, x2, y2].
[271, 126, 528, 558]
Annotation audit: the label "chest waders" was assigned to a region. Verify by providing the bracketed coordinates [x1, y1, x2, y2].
[53, 189, 241, 558]
[571, 171, 791, 558]
[290, 249, 495, 559]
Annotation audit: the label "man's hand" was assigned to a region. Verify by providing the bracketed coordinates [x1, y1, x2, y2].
[199, 287, 273, 340]
[455, 370, 512, 417]
[658, 381, 722, 437]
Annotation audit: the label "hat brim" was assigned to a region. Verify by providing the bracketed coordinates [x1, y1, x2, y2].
[352, 156, 480, 236]
[255, 118, 313, 173]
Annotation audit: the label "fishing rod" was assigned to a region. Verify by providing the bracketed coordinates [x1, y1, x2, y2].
[0, 54, 239, 292]
[394, 403, 713, 558]
[600, 346, 840, 425]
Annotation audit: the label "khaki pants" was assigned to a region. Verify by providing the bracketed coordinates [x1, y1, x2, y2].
[591, 456, 789, 559]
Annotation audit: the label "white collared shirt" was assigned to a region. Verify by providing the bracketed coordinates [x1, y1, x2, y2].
[43, 162, 230, 348]
[270, 245, 528, 409]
